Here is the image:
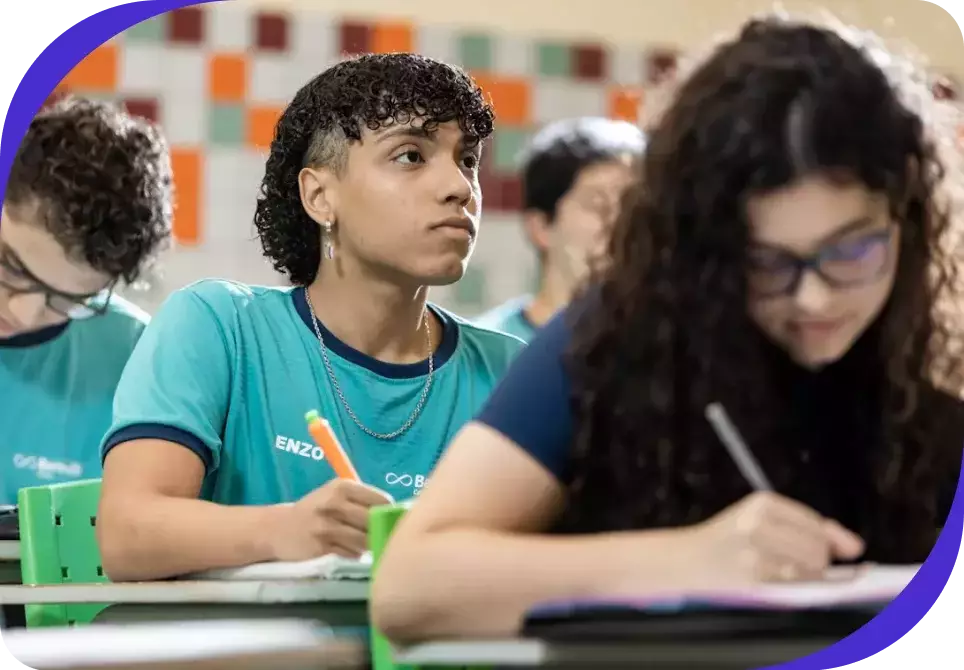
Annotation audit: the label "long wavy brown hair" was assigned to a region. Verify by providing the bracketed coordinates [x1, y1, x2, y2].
[562, 17, 964, 563]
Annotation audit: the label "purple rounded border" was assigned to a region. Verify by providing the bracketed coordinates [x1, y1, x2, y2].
[0, 2, 961, 668]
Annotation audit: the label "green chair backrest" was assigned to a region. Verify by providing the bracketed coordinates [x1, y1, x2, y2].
[368, 502, 490, 670]
[18, 478, 108, 627]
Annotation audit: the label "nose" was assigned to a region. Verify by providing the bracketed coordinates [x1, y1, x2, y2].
[8, 292, 49, 329]
[792, 269, 833, 314]
[438, 159, 474, 208]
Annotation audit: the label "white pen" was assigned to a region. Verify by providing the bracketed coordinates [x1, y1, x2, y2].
[704, 402, 773, 491]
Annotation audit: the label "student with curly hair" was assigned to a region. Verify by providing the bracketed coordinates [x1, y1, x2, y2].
[0, 97, 171, 505]
[96, 54, 524, 581]
[476, 117, 645, 342]
[372, 17, 964, 641]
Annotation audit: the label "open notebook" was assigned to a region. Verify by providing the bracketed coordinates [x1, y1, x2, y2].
[528, 564, 921, 618]
[184, 552, 372, 582]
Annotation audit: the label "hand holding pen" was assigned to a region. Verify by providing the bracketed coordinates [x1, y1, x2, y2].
[691, 403, 865, 584]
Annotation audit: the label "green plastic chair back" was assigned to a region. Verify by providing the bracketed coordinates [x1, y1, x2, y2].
[369, 502, 490, 670]
[17, 479, 109, 627]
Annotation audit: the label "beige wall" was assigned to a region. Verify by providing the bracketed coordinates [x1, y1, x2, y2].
[238, 0, 964, 73]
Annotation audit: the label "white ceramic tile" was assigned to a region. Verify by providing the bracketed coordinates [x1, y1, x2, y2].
[119, 44, 164, 95]
[208, 1, 253, 52]
[532, 80, 607, 124]
[611, 45, 645, 87]
[249, 54, 297, 105]
[157, 47, 206, 100]
[160, 94, 206, 146]
[416, 25, 457, 65]
[493, 34, 534, 77]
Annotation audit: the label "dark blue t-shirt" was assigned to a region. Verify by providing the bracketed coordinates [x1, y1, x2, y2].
[476, 306, 576, 481]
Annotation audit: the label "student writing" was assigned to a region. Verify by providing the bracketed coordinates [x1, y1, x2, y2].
[97, 54, 524, 582]
[372, 17, 964, 641]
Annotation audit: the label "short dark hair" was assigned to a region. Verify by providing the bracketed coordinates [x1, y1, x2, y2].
[521, 117, 645, 220]
[254, 53, 495, 286]
[5, 96, 172, 283]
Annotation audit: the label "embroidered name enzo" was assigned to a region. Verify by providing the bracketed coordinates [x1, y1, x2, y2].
[274, 435, 326, 461]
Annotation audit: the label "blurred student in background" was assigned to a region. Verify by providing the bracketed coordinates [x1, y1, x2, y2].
[373, 17, 964, 640]
[0, 97, 171, 505]
[476, 118, 645, 342]
[97, 54, 524, 582]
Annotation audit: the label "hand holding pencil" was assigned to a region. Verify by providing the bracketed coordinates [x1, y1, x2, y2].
[265, 411, 393, 561]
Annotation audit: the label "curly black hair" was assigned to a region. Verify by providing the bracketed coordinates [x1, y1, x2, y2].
[562, 17, 964, 564]
[5, 96, 172, 283]
[254, 53, 495, 286]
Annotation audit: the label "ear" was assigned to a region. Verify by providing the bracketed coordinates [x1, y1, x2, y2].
[299, 166, 338, 226]
[522, 209, 553, 254]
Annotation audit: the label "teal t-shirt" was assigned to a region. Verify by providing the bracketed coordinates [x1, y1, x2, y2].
[475, 296, 537, 343]
[0, 297, 149, 504]
[101, 280, 525, 505]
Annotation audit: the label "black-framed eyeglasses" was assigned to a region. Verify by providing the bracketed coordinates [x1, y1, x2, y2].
[747, 228, 895, 298]
[0, 246, 115, 320]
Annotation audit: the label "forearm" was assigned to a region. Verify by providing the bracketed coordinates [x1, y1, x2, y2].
[372, 526, 694, 643]
[99, 495, 281, 582]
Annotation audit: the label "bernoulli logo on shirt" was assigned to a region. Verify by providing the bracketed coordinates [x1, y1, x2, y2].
[12, 454, 83, 480]
[274, 435, 326, 462]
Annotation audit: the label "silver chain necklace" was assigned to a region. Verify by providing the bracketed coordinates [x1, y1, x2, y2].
[305, 288, 434, 441]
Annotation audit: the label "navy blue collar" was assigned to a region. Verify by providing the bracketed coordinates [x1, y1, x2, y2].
[292, 287, 459, 379]
[0, 321, 70, 349]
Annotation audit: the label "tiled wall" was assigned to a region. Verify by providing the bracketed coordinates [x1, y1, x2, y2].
[52, 3, 677, 315]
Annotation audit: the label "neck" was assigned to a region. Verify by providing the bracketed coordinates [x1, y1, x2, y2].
[526, 263, 576, 327]
[307, 261, 439, 365]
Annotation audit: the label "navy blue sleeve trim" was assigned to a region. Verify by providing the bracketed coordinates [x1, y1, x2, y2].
[102, 423, 214, 473]
[475, 307, 575, 482]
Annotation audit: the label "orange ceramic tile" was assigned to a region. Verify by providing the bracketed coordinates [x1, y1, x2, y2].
[170, 148, 202, 246]
[247, 106, 284, 149]
[208, 53, 248, 103]
[371, 21, 414, 54]
[608, 87, 644, 123]
[61, 44, 118, 92]
[470, 73, 530, 125]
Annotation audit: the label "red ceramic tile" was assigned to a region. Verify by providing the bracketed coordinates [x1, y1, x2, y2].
[123, 97, 159, 123]
[573, 44, 606, 81]
[340, 21, 371, 55]
[168, 6, 205, 45]
[256, 12, 289, 51]
[499, 176, 523, 211]
[647, 50, 678, 85]
[479, 169, 504, 211]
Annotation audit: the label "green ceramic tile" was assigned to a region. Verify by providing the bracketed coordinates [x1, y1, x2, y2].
[208, 104, 245, 146]
[493, 129, 530, 173]
[458, 33, 493, 71]
[454, 265, 488, 310]
[123, 16, 165, 43]
[537, 42, 571, 77]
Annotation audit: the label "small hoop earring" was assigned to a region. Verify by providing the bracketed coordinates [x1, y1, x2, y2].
[322, 220, 335, 260]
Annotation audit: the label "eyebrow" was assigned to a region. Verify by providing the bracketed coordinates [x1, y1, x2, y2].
[0, 245, 104, 300]
[752, 215, 881, 252]
[374, 126, 435, 143]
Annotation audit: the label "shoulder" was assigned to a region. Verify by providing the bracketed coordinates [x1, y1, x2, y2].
[474, 296, 530, 329]
[68, 295, 149, 353]
[162, 279, 293, 324]
[435, 305, 527, 368]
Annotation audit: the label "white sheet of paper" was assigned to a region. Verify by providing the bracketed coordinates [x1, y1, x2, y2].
[741, 564, 920, 608]
[1, 619, 325, 667]
[183, 552, 372, 582]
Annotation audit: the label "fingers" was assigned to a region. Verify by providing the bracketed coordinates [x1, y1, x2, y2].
[344, 482, 395, 507]
[821, 519, 865, 560]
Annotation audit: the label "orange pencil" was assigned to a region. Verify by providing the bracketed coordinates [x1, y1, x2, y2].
[305, 410, 360, 481]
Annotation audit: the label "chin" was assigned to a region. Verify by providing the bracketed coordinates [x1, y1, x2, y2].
[790, 342, 851, 370]
[416, 256, 470, 287]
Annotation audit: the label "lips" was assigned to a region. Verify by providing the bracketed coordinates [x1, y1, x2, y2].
[433, 217, 476, 236]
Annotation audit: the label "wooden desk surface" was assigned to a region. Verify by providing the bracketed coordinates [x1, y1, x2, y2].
[0, 579, 368, 605]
